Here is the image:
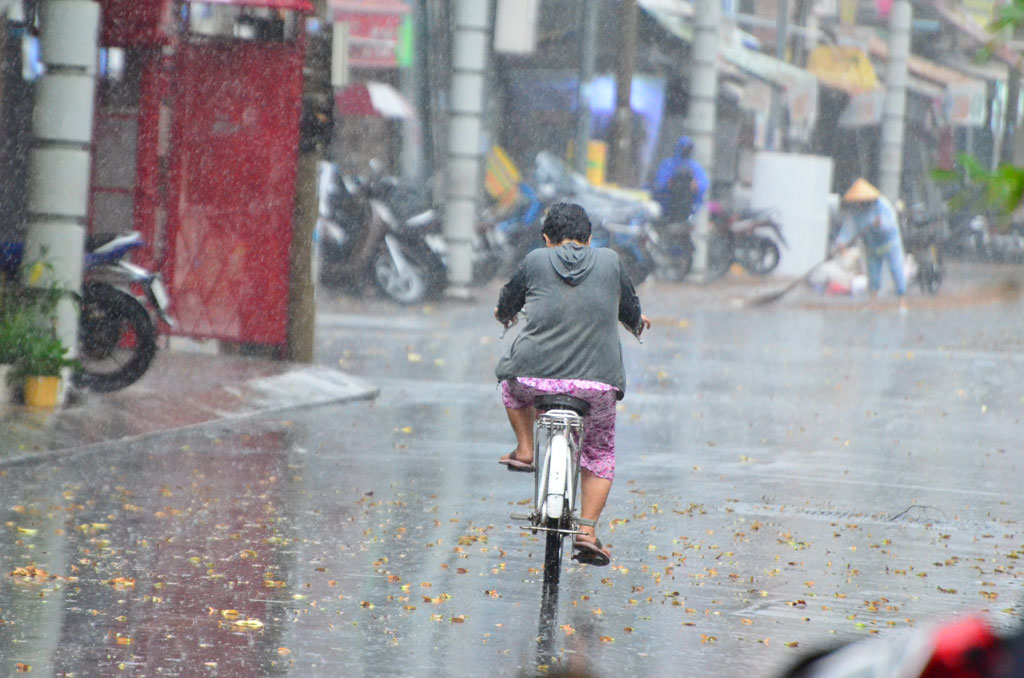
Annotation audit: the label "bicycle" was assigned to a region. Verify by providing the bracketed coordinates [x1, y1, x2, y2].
[509, 393, 592, 590]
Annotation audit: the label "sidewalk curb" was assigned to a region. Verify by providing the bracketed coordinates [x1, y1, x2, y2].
[0, 363, 379, 468]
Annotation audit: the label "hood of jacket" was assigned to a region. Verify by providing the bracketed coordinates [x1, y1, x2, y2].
[674, 135, 694, 158]
[548, 242, 596, 286]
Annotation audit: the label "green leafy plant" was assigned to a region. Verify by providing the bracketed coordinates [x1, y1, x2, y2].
[9, 327, 79, 379]
[0, 251, 78, 380]
[0, 309, 36, 366]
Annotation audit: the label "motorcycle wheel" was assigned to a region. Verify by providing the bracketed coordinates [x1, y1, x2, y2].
[470, 234, 504, 286]
[652, 224, 694, 282]
[741, 237, 781, 276]
[75, 283, 157, 392]
[704, 232, 733, 281]
[372, 240, 445, 304]
[673, 245, 694, 280]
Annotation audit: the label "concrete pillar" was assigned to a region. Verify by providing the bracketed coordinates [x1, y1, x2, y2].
[442, 0, 491, 296]
[573, 0, 599, 175]
[767, 0, 789, 150]
[609, 0, 637, 185]
[688, 0, 720, 275]
[879, 0, 911, 200]
[23, 0, 99, 388]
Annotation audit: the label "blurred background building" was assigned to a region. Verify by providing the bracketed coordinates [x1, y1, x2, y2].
[0, 0, 1020, 349]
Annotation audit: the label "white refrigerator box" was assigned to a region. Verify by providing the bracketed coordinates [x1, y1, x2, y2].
[750, 152, 834, 277]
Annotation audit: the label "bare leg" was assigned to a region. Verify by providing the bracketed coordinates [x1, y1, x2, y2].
[578, 470, 612, 543]
[500, 406, 535, 464]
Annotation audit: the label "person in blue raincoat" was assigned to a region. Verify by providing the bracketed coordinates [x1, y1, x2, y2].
[835, 178, 908, 311]
[652, 136, 709, 222]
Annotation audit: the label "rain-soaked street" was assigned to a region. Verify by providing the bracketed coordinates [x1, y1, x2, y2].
[3, 266, 1024, 677]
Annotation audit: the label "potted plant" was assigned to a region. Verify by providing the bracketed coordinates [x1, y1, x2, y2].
[10, 325, 79, 408]
[0, 251, 79, 407]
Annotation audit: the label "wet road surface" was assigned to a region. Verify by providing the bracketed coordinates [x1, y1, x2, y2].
[3, 264, 1024, 677]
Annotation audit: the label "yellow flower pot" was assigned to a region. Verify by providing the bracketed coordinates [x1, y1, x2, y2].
[24, 376, 60, 408]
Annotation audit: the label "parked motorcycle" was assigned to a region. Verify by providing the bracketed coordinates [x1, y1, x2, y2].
[651, 203, 787, 282]
[1, 232, 173, 392]
[473, 182, 548, 282]
[709, 203, 788, 278]
[590, 208, 660, 285]
[317, 161, 447, 304]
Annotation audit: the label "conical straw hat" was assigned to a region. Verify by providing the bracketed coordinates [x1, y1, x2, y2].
[843, 178, 880, 202]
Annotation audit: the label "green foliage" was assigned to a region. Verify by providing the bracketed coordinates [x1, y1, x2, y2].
[930, 153, 1024, 231]
[8, 326, 78, 379]
[0, 252, 79, 379]
[988, 0, 1024, 34]
[0, 309, 36, 366]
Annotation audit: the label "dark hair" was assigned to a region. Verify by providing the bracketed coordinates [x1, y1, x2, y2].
[541, 202, 591, 244]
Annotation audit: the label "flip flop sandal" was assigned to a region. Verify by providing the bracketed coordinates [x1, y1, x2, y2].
[572, 537, 611, 566]
[498, 451, 535, 473]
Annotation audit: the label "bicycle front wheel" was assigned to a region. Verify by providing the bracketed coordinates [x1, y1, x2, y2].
[542, 516, 564, 590]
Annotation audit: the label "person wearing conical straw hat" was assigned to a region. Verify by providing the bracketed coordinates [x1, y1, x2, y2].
[835, 178, 908, 312]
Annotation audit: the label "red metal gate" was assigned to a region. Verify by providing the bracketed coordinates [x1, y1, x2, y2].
[93, 0, 312, 347]
[165, 39, 305, 345]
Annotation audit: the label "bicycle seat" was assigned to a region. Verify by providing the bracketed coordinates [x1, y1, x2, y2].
[534, 394, 590, 417]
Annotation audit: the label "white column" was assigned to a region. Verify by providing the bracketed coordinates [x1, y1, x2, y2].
[879, 0, 911, 200]
[443, 0, 491, 295]
[23, 0, 99, 386]
[688, 0, 720, 275]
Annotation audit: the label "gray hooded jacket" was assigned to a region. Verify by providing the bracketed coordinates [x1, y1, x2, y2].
[494, 243, 643, 395]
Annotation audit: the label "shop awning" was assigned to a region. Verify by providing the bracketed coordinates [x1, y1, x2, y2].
[334, 81, 416, 120]
[936, 54, 1008, 84]
[639, 1, 762, 49]
[642, 2, 819, 131]
[200, 0, 315, 12]
[640, 3, 693, 41]
[865, 33, 989, 126]
[720, 41, 817, 93]
[806, 45, 879, 95]
[865, 33, 979, 90]
[930, 0, 1021, 70]
[719, 40, 819, 134]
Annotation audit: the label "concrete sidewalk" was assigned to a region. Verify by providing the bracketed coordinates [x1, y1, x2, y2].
[0, 350, 378, 465]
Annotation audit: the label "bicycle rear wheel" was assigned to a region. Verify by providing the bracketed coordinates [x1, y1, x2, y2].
[541, 431, 571, 589]
[542, 516, 565, 590]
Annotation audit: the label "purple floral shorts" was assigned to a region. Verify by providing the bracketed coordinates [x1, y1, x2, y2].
[500, 377, 619, 480]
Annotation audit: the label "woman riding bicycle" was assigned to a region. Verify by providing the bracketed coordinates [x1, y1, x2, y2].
[494, 202, 651, 566]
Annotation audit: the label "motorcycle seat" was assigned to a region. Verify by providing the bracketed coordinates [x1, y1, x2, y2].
[87, 232, 142, 253]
